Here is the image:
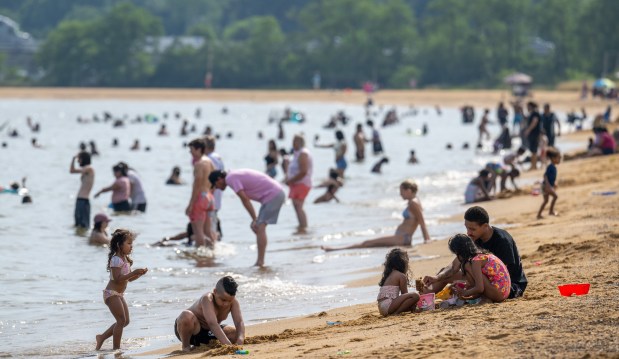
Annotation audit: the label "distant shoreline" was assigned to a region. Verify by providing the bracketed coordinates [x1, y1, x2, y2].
[0, 87, 612, 115]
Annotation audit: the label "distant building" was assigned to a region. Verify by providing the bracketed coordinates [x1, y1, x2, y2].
[144, 36, 206, 54]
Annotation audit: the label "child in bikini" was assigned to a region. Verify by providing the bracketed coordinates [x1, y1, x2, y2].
[448, 234, 511, 303]
[96, 229, 148, 350]
[376, 248, 420, 316]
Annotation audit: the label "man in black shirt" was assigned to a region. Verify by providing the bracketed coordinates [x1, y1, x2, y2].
[541, 103, 561, 147]
[524, 101, 542, 170]
[422, 206, 527, 299]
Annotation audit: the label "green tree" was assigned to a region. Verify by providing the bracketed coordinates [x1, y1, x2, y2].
[297, 0, 418, 88]
[37, 2, 163, 86]
[215, 16, 285, 87]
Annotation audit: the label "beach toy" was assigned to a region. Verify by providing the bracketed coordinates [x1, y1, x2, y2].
[235, 350, 249, 355]
[326, 321, 342, 326]
[416, 293, 435, 311]
[436, 285, 452, 300]
[337, 350, 351, 355]
[466, 297, 482, 305]
[592, 191, 616, 196]
[558, 283, 590, 296]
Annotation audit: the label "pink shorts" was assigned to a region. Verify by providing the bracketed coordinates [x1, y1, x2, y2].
[289, 183, 311, 200]
[189, 192, 214, 222]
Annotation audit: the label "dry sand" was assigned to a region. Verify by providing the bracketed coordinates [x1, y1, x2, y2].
[0, 87, 615, 116]
[4, 87, 616, 357]
[139, 155, 619, 358]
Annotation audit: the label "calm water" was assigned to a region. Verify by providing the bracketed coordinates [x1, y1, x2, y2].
[0, 99, 573, 357]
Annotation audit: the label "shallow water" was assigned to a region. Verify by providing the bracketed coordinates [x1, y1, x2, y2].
[0, 99, 575, 357]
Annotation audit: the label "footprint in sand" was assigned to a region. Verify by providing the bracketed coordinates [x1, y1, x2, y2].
[487, 333, 510, 340]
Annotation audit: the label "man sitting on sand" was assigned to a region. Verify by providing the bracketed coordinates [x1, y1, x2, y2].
[422, 206, 527, 299]
[175, 276, 245, 351]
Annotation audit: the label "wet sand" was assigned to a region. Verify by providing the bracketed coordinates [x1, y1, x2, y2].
[141, 152, 618, 357]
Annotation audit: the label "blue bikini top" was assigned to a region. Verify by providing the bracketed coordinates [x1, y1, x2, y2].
[402, 208, 411, 219]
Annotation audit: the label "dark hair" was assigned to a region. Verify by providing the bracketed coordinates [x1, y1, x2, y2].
[208, 170, 227, 186]
[379, 248, 410, 287]
[448, 234, 486, 275]
[188, 138, 206, 153]
[328, 168, 339, 180]
[335, 130, 344, 141]
[268, 139, 277, 151]
[112, 164, 127, 176]
[107, 229, 135, 271]
[546, 146, 561, 159]
[517, 147, 526, 154]
[94, 221, 103, 232]
[478, 169, 490, 177]
[527, 101, 538, 109]
[78, 151, 91, 166]
[204, 135, 216, 150]
[464, 206, 489, 225]
[217, 275, 238, 296]
[172, 166, 180, 175]
[279, 148, 289, 156]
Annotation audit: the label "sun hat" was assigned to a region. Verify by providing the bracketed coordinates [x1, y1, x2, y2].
[94, 213, 112, 224]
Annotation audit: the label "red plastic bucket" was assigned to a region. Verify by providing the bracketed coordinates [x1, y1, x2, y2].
[557, 283, 590, 296]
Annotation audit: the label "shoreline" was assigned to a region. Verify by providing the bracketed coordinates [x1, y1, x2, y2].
[0, 87, 615, 115]
[140, 152, 619, 358]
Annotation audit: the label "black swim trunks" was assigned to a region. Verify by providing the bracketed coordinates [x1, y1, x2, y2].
[174, 319, 226, 346]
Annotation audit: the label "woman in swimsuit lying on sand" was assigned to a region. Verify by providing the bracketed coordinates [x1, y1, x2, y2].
[322, 179, 430, 251]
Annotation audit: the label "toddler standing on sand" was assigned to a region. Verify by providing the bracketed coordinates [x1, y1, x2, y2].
[376, 249, 420, 316]
[96, 229, 148, 350]
[537, 147, 561, 219]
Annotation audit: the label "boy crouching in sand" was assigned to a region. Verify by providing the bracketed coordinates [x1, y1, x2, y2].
[537, 147, 561, 219]
[175, 276, 245, 351]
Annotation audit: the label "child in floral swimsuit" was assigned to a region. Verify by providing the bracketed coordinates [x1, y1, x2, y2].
[448, 234, 511, 302]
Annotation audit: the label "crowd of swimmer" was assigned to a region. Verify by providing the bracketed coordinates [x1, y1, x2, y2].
[3, 99, 613, 352]
[459, 100, 617, 206]
[64, 99, 439, 351]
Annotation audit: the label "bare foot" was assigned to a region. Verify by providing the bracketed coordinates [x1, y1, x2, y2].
[95, 334, 104, 350]
[320, 245, 334, 252]
[182, 345, 195, 352]
[549, 212, 559, 216]
[253, 261, 265, 267]
[536, 215, 544, 220]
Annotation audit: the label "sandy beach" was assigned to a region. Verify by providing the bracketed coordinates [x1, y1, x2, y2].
[41, 88, 603, 357]
[0, 87, 614, 115]
[3, 87, 616, 357]
[133, 150, 618, 358]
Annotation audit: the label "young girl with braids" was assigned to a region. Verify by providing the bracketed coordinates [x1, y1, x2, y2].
[376, 248, 420, 316]
[96, 229, 148, 350]
[448, 234, 511, 303]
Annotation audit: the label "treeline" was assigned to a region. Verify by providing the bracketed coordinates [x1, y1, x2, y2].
[1, 0, 618, 88]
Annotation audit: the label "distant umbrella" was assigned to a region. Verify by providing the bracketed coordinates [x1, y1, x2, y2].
[504, 73, 532, 85]
[592, 78, 615, 89]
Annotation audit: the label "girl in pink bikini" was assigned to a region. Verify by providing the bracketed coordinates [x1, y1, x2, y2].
[376, 249, 420, 316]
[95, 229, 148, 350]
[448, 234, 511, 303]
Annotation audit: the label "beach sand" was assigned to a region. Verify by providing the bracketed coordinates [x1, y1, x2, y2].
[3, 87, 616, 357]
[0, 87, 614, 116]
[140, 151, 618, 357]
